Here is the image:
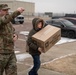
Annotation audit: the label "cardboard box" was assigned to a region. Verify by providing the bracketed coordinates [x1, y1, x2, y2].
[32, 25, 61, 53]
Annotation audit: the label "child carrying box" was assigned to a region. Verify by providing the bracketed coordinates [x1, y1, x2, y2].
[26, 18, 44, 75]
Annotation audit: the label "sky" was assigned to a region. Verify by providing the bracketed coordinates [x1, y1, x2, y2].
[17, 0, 76, 13]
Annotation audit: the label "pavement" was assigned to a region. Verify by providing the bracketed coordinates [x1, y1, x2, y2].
[12, 22, 76, 75]
[16, 41, 76, 75]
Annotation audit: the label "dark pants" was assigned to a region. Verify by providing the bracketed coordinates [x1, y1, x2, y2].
[29, 55, 41, 75]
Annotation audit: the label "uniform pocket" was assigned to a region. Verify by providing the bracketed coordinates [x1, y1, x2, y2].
[0, 54, 3, 60]
[3, 37, 14, 50]
[0, 37, 3, 50]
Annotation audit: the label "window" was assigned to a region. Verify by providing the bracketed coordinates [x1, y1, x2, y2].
[67, 19, 76, 25]
[52, 21, 62, 27]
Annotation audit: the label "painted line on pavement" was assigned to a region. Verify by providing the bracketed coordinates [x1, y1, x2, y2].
[18, 38, 26, 41]
[42, 53, 76, 65]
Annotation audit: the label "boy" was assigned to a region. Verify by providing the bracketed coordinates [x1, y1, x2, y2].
[27, 18, 44, 75]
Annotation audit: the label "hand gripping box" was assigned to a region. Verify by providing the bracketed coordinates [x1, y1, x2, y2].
[32, 25, 61, 53]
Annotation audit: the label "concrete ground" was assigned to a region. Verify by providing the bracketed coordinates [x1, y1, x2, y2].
[16, 41, 76, 75]
[12, 21, 76, 75]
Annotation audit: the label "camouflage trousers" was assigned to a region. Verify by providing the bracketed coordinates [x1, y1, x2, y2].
[0, 52, 17, 75]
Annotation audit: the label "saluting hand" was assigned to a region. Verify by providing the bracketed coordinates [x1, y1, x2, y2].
[17, 7, 25, 13]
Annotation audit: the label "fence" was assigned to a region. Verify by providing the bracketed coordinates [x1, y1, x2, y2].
[23, 12, 51, 22]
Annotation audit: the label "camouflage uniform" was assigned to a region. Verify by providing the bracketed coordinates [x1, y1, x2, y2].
[0, 4, 20, 75]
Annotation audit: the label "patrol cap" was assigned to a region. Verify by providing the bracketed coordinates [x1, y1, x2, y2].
[0, 4, 10, 10]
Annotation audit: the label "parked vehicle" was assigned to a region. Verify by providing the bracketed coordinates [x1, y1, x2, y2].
[9, 11, 24, 24]
[63, 17, 76, 25]
[45, 19, 76, 38]
[65, 14, 76, 18]
[11, 14, 24, 24]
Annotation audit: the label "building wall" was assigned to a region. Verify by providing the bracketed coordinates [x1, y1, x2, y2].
[0, 0, 35, 15]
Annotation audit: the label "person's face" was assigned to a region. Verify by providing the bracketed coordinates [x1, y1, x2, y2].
[0, 9, 9, 16]
[37, 22, 43, 28]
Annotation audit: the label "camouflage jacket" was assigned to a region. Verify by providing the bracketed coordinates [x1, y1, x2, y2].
[0, 11, 20, 53]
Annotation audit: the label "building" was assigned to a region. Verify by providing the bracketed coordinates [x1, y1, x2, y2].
[0, 0, 35, 15]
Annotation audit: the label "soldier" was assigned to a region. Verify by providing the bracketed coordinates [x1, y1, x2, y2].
[0, 4, 24, 75]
